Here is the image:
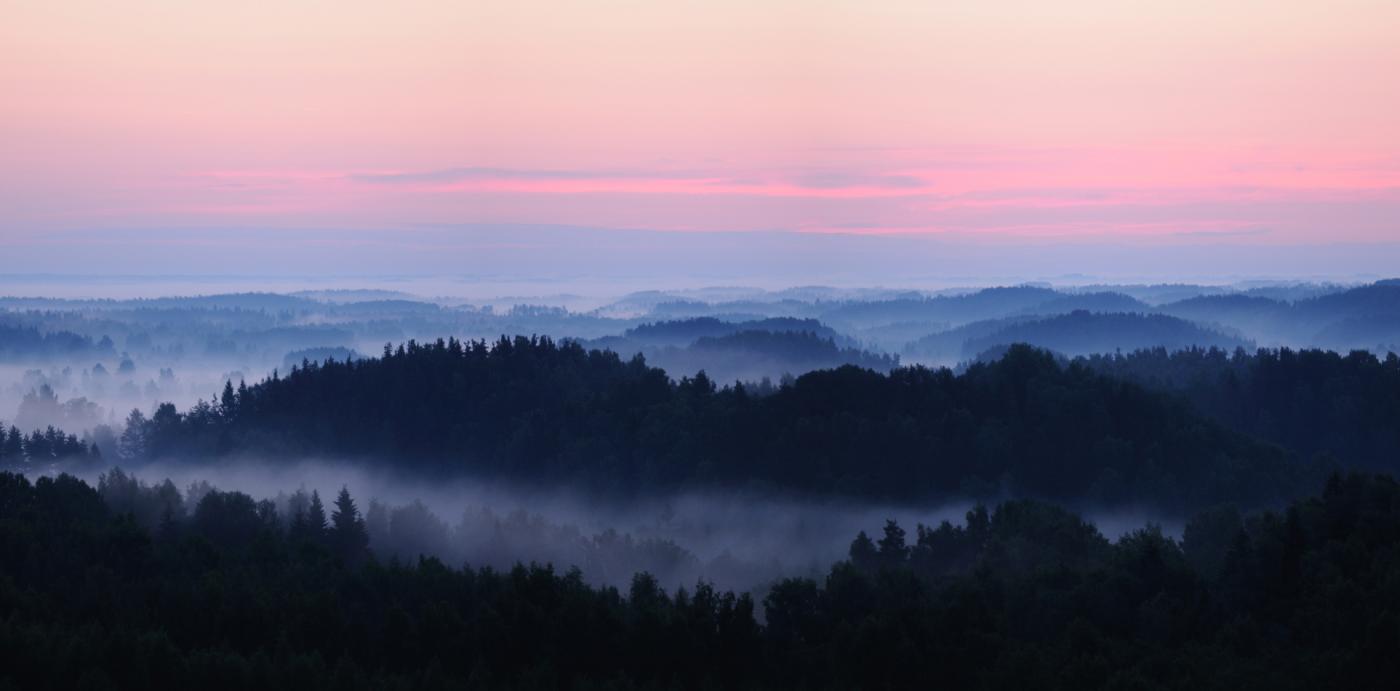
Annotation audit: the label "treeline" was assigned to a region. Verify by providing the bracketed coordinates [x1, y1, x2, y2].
[957, 310, 1251, 359]
[903, 310, 1250, 364]
[0, 322, 110, 359]
[768, 472, 1400, 689]
[123, 338, 1302, 510]
[0, 422, 101, 471]
[689, 329, 896, 371]
[641, 329, 898, 382]
[6, 470, 1400, 688]
[1081, 347, 1400, 470]
[95, 467, 758, 590]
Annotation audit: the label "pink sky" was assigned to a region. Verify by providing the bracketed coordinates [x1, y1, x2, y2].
[3, 0, 1400, 264]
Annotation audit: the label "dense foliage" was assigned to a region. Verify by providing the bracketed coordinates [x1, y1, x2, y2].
[124, 339, 1302, 510]
[6, 470, 1400, 689]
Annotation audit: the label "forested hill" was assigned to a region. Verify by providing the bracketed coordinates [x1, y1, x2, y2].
[127, 337, 1303, 510]
[903, 311, 1249, 363]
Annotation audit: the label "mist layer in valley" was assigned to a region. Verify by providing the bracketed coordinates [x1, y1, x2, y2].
[71, 458, 1180, 594]
[1, 278, 1395, 435]
[1, 278, 1395, 584]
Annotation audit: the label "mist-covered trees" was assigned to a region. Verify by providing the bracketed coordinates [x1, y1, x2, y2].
[0, 420, 101, 471]
[0, 470, 762, 689]
[7, 469, 1400, 689]
[121, 337, 1305, 510]
[761, 473, 1400, 689]
[0, 322, 110, 360]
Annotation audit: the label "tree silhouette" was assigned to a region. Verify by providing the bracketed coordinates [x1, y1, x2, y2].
[292, 490, 328, 545]
[876, 519, 908, 567]
[849, 531, 878, 571]
[330, 486, 369, 564]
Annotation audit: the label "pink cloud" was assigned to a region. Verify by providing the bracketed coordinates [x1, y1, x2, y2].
[11, 144, 1400, 248]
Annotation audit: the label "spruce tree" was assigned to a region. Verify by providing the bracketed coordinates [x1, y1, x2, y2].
[330, 486, 369, 564]
[306, 490, 328, 541]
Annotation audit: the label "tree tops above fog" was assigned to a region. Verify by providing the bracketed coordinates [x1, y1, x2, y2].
[119, 336, 1318, 511]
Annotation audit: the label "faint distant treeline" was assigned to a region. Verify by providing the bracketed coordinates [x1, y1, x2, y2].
[0, 322, 113, 360]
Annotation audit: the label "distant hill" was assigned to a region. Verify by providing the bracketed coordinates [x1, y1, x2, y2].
[1015, 292, 1151, 316]
[1294, 283, 1400, 320]
[646, 330, 897, 383]
[1154, 295, 1292, 342]
[853, 319, 951, 353]
[902, 316, 1039, 364]
[290, 289, 423, 303]
[1238, 283, 1350, 301]
[959, 311, 1251, 359]
[1068, 284, 1229, 305]
[1156, 294, 1288, 321]
[326, 300, 443, 316]
[818, 286, 1063, 329]
[604, 317, 855, 349]
[0, 292, 320, 313]
[0, 323, 112, 361]
[1156, 281, 1400, 350]
[584, 319, 886, 381]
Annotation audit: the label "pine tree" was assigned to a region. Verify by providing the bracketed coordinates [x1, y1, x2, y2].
[877, 520, 908, 566]
[219, 380, 237, 417]
[118, 410, 147, 462]
[330, 486, 369, 564]
[290, 505, 309, 542]
[2, 426, 22, 463]
[306, 490, 328, 541]
[849, 531, 878, 571]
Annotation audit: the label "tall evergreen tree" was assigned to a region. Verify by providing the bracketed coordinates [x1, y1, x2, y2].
[305, 490, 328, 541]
[2, 426, 22, 463]
[330, 486, 369, 564]
[849, 531, 878, 571]
[218, 380, 237, 417]
[877, 519, 908, 567]
[118, 409, 148, 462]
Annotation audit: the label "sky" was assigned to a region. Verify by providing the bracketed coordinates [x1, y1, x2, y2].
[3, 0, 1400, 284]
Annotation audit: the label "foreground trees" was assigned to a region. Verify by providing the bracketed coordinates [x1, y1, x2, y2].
[4, 470, 1400, 689]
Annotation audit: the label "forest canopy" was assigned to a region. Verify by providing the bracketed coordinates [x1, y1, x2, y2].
[114, 337, 1313, 511]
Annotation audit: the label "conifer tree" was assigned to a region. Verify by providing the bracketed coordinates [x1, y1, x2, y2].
[849, 531, 878, 571]
[330, 486, 369, 564]
[306, 490, 328, 540]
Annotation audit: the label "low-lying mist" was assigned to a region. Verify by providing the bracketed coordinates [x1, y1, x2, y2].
[76, 458, 1181, 593]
